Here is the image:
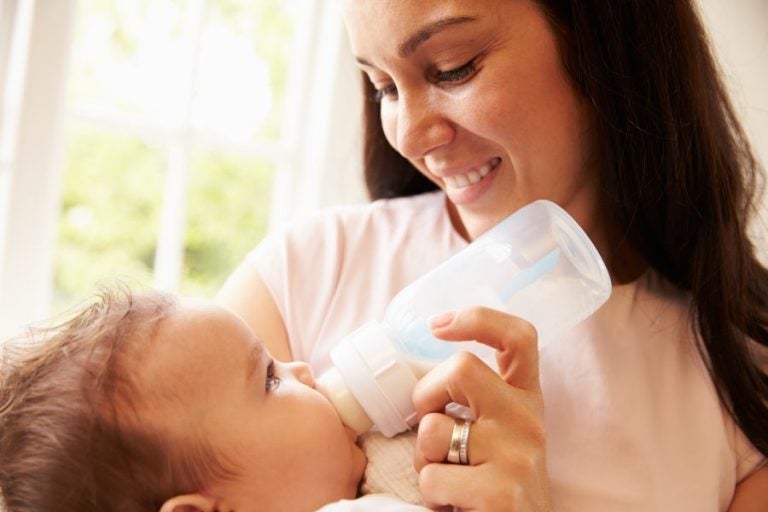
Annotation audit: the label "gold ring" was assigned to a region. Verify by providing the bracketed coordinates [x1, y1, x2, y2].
[446, 419, 471, 465]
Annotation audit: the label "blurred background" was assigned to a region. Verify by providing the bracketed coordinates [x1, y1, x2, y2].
[0, 0, 766, 339]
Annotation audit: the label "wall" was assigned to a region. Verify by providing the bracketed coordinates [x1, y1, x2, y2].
[697, 0, 768, 254]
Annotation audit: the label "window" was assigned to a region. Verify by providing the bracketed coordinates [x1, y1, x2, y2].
[0, 0, 365, 338]
[56, 0, 307, 307]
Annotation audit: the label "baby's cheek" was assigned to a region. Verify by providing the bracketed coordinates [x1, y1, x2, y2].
[303, 421, 361, 501]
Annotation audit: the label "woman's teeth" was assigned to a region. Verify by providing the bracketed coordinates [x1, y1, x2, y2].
[443, 158, 499, 189]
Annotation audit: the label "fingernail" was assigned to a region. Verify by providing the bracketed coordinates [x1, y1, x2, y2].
[428, 311, 455, 329]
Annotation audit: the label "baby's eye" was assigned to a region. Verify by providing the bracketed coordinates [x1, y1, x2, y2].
[435, 59, 477, 84]
[265, 360, 281, 391]
[371, 83, 398, 102]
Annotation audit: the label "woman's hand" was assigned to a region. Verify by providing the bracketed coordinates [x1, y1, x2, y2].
[412, 307, 552, 511]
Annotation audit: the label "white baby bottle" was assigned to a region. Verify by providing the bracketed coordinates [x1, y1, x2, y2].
[316, 200, 611, 437]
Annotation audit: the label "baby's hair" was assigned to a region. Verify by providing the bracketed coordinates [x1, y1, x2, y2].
[0, 287, 235, 512]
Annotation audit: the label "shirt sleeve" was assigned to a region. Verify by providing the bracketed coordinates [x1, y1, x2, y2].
[243, 211, 345, 363]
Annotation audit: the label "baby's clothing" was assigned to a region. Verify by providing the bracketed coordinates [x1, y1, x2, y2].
[358, 431, 422, 505]
[248, 190, 765, 511]
[317, 493, 427, 511]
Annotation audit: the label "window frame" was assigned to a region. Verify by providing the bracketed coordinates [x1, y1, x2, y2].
[0, 0, 76, 338]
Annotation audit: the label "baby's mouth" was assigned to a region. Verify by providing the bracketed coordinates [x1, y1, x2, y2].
[344, 426, 359, 442]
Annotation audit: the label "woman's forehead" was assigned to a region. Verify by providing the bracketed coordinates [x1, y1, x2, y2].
[343, 0, 527, 57]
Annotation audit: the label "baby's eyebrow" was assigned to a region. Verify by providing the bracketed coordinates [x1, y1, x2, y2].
[245, 342, 264, 383]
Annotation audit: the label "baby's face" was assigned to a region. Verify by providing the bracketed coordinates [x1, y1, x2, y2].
[137, 301, 366, 510]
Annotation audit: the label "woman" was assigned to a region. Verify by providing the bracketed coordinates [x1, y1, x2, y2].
[218, 0, 768, 509]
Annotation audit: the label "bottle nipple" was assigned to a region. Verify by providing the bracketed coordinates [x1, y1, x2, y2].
[316, 367, 373, 434]
[319, 321, 422, 437]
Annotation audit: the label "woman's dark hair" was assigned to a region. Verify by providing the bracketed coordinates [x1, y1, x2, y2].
[361, 0, 768, 456]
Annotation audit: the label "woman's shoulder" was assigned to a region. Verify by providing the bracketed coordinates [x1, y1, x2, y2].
[306, 190, 448, 231]
[247, 190, 458, 283]
[271, 190, 452, 251]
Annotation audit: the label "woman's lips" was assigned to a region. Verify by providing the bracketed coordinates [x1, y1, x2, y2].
[442, 157, 502, 190]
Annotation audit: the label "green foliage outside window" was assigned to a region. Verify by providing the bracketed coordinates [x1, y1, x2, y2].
[55, 129, 163, 307]
[55, 128, 275, 310]
[182, 149, 274, 297]
[54, 0, 294, 312]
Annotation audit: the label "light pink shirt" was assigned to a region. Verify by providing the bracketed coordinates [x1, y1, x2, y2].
[247, 191, 764, 511]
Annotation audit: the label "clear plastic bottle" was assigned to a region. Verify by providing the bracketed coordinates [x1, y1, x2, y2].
[316, 200, 612, 437]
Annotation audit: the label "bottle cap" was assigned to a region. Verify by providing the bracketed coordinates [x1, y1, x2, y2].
[318, 321, 420, 437]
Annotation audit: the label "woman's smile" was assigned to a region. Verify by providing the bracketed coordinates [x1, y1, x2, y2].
[436, 156, 501, 204]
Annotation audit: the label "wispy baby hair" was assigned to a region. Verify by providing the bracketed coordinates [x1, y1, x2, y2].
[0, 286, 227, 511]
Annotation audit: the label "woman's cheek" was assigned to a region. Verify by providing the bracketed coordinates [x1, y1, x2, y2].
[380, 106, 399, 150]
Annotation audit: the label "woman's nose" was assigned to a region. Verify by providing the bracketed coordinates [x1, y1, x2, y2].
[284, 360, 316, 388]
[394, 94, 455, 160]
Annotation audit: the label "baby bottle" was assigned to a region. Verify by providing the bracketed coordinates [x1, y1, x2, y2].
[315, 200, 611, 437]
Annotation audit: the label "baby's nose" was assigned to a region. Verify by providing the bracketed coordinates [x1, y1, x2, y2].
[285, 361, 315, 388]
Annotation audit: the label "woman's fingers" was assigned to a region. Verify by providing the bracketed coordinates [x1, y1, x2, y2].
[413, 375, 541, 458]
[412, 350, 514, 423]
[419, 459, 551, 512]
[413, 412, 455, 471]
[412, 306, 540, 422]
[414, 412, 485, 471]
[412, 352, 545, 481]
[428, 306, 541, 390]
[415, 403, 550, 511]
[418, 463, 477, 511]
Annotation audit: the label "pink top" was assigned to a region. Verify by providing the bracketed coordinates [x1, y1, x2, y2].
[246, 190, 764, 511]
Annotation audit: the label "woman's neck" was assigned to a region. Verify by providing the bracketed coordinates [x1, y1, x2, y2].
[588, 220, 648, 285]
[445, 195, 647, 285]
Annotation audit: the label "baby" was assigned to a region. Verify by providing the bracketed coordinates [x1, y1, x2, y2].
[0, 288, 398, 512]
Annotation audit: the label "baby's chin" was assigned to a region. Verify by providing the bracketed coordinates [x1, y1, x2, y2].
[341, 425, 367, 481]
[347, 436, 368, 496]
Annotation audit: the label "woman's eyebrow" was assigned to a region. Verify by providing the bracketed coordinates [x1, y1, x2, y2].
[355, 15, 478, 67]
[398, 15, 477, 57]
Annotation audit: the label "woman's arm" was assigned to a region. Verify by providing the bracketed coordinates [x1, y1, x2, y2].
[728, 465, 768, 511]
[216, 260, 293, 362]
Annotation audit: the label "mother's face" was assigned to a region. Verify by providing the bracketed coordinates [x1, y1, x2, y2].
[345, 0, 600, 239]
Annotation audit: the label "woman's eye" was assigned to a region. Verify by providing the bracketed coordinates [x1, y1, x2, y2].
[368, 59, 476, 102]
[435, 60, 477, 84]
[372, 83, 398, 102]
[265, 360, 281, 391]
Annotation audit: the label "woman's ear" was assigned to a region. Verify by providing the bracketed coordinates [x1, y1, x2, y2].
[159, 494, 217, 512]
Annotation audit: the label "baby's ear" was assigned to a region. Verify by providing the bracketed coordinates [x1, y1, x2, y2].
[159, 494, 217, 512]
